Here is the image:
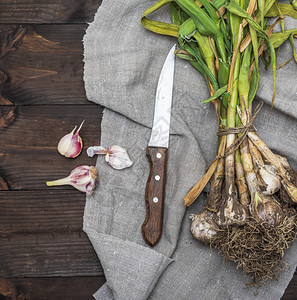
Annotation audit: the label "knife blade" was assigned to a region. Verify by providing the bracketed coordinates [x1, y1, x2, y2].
[142, 44, 176, 247]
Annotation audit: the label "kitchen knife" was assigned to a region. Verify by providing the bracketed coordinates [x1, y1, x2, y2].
[142, 44, 176, 247]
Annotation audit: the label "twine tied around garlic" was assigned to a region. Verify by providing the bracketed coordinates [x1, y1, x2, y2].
[215, 101, 263, 161]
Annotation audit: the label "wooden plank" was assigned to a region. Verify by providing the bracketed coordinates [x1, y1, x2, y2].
[282, 274, 297, 300]
[0, 277, 106, 300]
[0, 104, 103, 190]
[0, 232, 103, 277]
[0, 0, 102, 24]
[0, 191, 86, 235]
[0, 24, 93, 105]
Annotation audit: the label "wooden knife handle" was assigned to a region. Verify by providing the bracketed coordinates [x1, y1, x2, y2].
[142, 146, 168, 247]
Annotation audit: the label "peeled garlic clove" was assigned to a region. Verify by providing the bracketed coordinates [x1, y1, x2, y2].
[58, 126, 76, 155]
[58, 121, 84, 158]
[46, 165, 98, 196]
[87, 146, 107, 157]
[105, 145, 133, 170]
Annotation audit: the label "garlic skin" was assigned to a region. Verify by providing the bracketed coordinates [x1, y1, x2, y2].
[252, 192, 284, 226]
[190, 210, 220, 244]
[260, 165, 281, 195]
[87, 145, 133, 170]
[58, 121, 84, 158]
[86, 146, 107, 157]
[217, 194, 247, 226]
[46, 165, 98, 196]
[105, 145, 133, 170]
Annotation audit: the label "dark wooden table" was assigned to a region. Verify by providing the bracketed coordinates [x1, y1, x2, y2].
[0, 1, 296, 299]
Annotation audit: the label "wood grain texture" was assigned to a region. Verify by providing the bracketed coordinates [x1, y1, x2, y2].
[0, 277, 106, 300]
[0, 0, 105, 297]
[0, 0, 102, 24]
[0, 105, 102, 190]
[0, 191, 87, 235]
[0, 24, 91, 105]
[142, 147, 168, 247]
[0, 232, 103, 277]
[282, 274, 297, 300]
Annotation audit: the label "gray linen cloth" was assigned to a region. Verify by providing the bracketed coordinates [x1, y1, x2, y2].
[83, 0, 297, 299]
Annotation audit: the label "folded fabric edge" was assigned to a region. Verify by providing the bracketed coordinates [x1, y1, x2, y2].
[84, 227, 174, 300]
[93, 283, 113, 300]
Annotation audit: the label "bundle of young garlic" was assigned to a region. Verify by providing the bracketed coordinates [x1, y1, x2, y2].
[141, 0, 297, 285]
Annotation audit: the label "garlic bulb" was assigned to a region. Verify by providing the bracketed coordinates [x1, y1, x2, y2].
[87, 145, 133, 170]
[259, 165, 281, 195]
[46, 165, 98, 196]
[252, 192, 284, 225]
[190, 210, 220, 244]
[58, 121, 84, 158]
[217, 195, 247, 226]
